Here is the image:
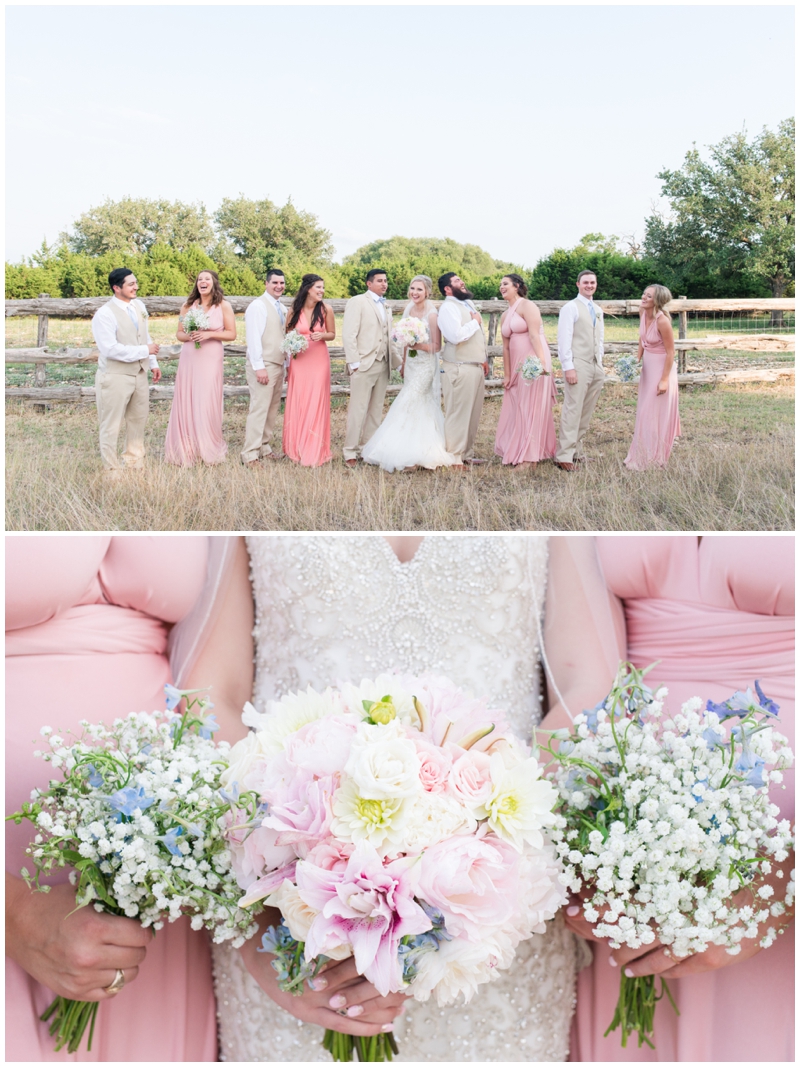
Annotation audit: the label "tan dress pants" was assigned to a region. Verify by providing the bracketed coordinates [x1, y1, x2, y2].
[95, 364, 149, 470]
[442, 361, 485, 462]
[241, 361, 286, 463]
[343, 357, 389, 461]
[556, 355, 605, 464]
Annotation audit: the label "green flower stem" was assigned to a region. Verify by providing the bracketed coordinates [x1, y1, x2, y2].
[40, 995, 99, 1053]
[604, 971, 679, 1049]
[322, 1029, 399, 1061]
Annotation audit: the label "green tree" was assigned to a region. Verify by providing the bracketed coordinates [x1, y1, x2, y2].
[62, 198, 214, 256]
[645, 119, 795, 313]
[213, 196, 334, 278]
[528, 237, 660, 300]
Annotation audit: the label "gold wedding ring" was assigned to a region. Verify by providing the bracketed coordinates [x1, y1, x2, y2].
[103, 969, 125, 996]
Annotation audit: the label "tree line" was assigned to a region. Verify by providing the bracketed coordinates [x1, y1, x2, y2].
[6, 119, 793, 302]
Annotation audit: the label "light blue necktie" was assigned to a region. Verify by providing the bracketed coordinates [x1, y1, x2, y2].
[588, 302, 597, 327]
[127, 305, 139, 333]
[275, 300, 285, 326]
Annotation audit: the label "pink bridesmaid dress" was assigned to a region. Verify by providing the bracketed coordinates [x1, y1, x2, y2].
[494, 303, 557, 464]
[624, 311, 680, 469]
[165, 302, 228, 465]
[6, 537, 217, 1062]
[572, 535, 794, 1063]
[281, 309, 332, 466]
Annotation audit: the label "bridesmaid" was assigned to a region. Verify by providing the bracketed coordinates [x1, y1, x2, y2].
[282, 273, 334, 466]
[165, 270, 237, 466]
[570, 535, 795, 1062]
[494, 273, 557, 469]
[624, 284, 680, 470]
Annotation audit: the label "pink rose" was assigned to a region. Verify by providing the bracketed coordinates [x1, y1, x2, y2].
[284, 716, 357, 777]
[414, 738, 452, 793]
[304, 838, 354, 873]
[263, 773, 336, 848]
[448, 748, 493, 811]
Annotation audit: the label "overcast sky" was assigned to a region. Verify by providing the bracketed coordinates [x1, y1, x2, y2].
[5, 3, 795, 268]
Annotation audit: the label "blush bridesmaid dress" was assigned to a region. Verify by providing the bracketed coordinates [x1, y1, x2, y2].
[494, 303, 558, 464]
[5, 537, 218, 1062]
[165, 302, 228, 466]
[624, 311, 681, 470]
[281, 309, 332, 466]
[572, 535, 794, 1063]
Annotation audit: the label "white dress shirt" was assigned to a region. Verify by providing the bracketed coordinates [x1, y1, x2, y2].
[437, 297, 481, 345]
[245, 293, 285, 370]
[368, 289, 386, 322]
[91, 297, 156, 373]
[556, 294, 604, 371]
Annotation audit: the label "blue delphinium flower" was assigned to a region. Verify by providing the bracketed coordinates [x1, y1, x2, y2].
[160, 826, 184, 855]
[199, 713, 220, 740]
[755, 680, 780, 716]
[707, 682, 779, 721]
[735, 750, 766, 788]
[219, 782, 240, 804]
[84, 764, 104, 788]
[558, 739, 576, 756]
[107, 785, 156, 817]
[583, 700, 605, 734]
[702, 726, 726, 751]
[164, 684, 184, 711]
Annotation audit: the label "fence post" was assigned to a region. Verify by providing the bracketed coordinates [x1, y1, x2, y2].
[35, 293, 49, 386]
[677, 295, 688, 373]
[487, 300, 500, 377]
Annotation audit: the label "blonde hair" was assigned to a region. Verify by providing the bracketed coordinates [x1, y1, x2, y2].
[645, 283, 673, 318]
[408, 275, 433, 299]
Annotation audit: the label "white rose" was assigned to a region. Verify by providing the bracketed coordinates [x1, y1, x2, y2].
[219, 731, 261, 790]
[266, 879, 319, 943]
[345, 724, 421, 800]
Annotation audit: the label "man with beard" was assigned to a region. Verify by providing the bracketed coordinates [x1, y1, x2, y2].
[437, 272, 489, 466]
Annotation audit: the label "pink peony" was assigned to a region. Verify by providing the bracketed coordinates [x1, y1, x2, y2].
[229, 823, 295, 889]
[417, 828, 521, 940]
[414, 738, 453, 793]
[262, 773, 336, 848]
[283, 716, 357, 777]
[304, 838, 354, 873]
[447, 748, 493, 811]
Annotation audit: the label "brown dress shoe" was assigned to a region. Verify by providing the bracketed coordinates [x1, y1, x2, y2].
[344, 458, 358, 468]
[555, 461, 576, 472]
[464, 457, 487, 466]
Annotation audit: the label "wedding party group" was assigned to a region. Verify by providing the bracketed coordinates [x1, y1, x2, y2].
[90, 266, 681, 477]
[6, 533, 794, 1064]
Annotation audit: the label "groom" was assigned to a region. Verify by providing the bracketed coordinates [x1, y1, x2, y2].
[241, 268, 287, 466]
[342, 268, 396, 466]
[555, 269, 605, 471]
[437, 272, 488, 466]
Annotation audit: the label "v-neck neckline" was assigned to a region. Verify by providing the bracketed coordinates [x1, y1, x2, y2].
[378, 536, 428, 567]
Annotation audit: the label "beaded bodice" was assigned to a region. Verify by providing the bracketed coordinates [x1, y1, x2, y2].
[246, 535, 548, 740]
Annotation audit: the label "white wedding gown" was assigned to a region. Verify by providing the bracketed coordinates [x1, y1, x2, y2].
[212, 535, 587, 1062]
[361, 303, 460, 472]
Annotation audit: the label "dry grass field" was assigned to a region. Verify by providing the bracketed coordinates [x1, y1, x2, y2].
[5, 381, 793, 531]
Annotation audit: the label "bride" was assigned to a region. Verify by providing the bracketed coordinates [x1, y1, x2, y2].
[361, 277, 461, 472]
[185, 534, 618, 1061]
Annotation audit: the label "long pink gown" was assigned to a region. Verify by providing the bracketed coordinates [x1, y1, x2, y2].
[572, 536, 794, 1063]
[494, 303, 557, 464]
[5, 537, 218, 1062]
[165, 303, 227, 466]
[281, 309, 332, 466]
[624, 311, 680, 469]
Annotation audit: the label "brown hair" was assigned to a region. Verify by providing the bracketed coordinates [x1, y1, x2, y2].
[576, 270, 597, 283]
[287, 273, 327, 332]
[184, 270, 225, 310]
[503, 273, 528, 298]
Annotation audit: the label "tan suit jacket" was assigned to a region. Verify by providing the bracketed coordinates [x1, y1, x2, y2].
[341, 292, 401, 373]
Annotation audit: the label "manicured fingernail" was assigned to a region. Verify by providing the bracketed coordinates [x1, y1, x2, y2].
[329, 994, 347, 1009]
[381, 1024, 394, 1033]
[346, 1005, 364, 1018]
[566, 905, 580, 917]
[609, 956, 618, 968]
[308, 977, 328, 991]
[624, 967, 634, 978]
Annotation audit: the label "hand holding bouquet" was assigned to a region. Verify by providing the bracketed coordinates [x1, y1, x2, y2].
[547, 665, 794, 1049]
[281, 330, 309, 359]
[221, 674, 567, 1061]
[391, 317, 429, 357]
[181, 307, 210, 348]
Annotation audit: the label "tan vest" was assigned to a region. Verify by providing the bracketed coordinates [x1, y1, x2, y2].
[259, 294, 287, 365]
[106, 299, 149, 375]
[571, 300, 602, 365]
[441, 297, 486, 364]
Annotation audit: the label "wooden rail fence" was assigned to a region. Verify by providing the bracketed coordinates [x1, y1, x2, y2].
[6, 296, 795, 402]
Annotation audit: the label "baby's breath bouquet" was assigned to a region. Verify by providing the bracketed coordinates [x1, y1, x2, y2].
[6, 687, 260, 1055]
[519, 354, 549, 382]
[281, 330, 309, 359]
[181, 306, 210, 348]
[547, 665, 794, 1050]
[614, 354, 639, 382]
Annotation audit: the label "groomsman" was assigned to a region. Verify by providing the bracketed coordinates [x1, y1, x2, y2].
[437, 272, 488, 466]
[555, 270, 605, 471]
[91, 267, 161, 476]
[342, 268, 396, 466]
[241, 268, 287, 465]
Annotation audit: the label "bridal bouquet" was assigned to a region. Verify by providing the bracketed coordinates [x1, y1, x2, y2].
[181, 306, 210, 348]
[519, 354, 549, 382]
[614, 354, 639, 382]
[221, 673, 567, 1061]
[7, 688, 259, 1054]
[281, 330, 309, 359]
[391, 317, 429, 357]
[546, 665, 795, 1050]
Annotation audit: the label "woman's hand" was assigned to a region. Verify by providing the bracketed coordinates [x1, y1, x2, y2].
[242, 941, 406, 1036]
[309, 331, 326, 342]
[413, 342, 432, 353]
[5, 877, 152, 1001]
[188, 330, 211, 344]
[657, 378, 668, 395]
[503, 376, 514, 391]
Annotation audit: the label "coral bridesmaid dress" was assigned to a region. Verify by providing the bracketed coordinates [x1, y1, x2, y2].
[494, 303, 557, 464]
[5, 537, 217, 1062]
[572, 535, 794, 1063]
[165, 303, 227, 466]
[282, 310, 332, 466]
[624, 311, 680, 469]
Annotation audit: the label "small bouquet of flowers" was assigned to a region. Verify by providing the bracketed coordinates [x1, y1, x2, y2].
[391, 317, 429, 358]
[181, 306, 210, 348]
[221, 673, 567, 1061]
[7, 688, 259, 1054]
[546, 664, 795, 1050]
[281, 330, 309, 359]
[519, 354, 549, 382]
[614, 354, 639, 382]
